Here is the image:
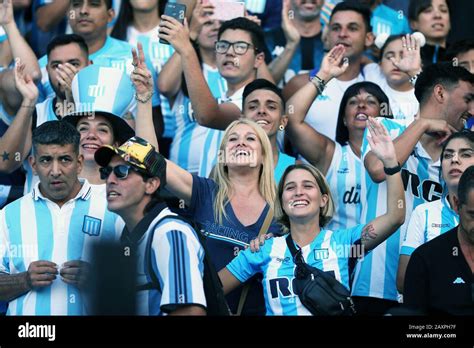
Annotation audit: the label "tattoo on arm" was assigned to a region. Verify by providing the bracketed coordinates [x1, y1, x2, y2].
[361, 224, 377, 242]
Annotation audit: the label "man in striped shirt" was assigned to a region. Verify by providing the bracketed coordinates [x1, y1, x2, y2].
[95, 137, 206, 315]
[0, 120, 122, 315]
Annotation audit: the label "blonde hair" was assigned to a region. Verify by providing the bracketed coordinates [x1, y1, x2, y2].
[275, 164, 335, 232]
[213, 118, 276, 224]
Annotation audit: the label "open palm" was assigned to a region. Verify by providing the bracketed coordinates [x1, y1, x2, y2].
[390, 34, 421, 75]
[367, 117, 397, 165]
[14, 61, 39, 102]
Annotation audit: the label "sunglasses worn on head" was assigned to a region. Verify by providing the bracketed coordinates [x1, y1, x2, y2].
[99, 164, 141, 180]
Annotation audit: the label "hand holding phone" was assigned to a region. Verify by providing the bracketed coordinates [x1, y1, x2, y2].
[159, 3, 187, 45]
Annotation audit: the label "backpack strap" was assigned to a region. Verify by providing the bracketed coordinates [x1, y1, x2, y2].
[236, 207, 273, 316]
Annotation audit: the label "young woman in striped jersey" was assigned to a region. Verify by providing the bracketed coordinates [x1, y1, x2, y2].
[286, 44, 393, 231]
[218, 118, 405, 315]
[397, 130, 474, 293]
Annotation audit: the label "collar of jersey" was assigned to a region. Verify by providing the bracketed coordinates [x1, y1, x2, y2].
[32, 178, 92, 202]
[413, 142, 441, 167]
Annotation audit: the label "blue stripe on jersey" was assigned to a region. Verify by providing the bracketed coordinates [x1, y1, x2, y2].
[67, 200, 89, 315]
[149, 247, 162, 315]
[5, 203, 25, 315]
[34, 200, 53, 315]
[423, 209, 429, 247]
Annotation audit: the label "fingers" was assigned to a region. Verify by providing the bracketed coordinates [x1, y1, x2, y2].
[137, 42, 145, 65]
[161, 15, 182, 28]
[31, 260, 58, 268]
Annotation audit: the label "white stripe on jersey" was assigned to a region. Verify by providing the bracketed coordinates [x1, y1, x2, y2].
[326, 143, 362, 230]
[401, 195, 458, 256]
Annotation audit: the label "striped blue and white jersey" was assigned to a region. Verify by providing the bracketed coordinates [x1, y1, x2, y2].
[170, 64, 227, 174]
[0, 26, 5, 43]
[326, 143, 362, 231]
[400, 194, 458, 257]
[23, 97, 61, 194]
[0, 180, 124, 315]
[126, 25, 175, 138]
[135, 206, 206, 316]
[352, 117, 443, 301]
[38, 36, 134, 101]
[227, 226, 363, 315]
[198, 84, 241, 178]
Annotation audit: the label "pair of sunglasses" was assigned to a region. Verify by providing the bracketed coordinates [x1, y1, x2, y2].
[99, 165, 141, 180]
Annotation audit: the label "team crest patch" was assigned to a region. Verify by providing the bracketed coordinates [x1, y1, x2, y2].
[82, 216, 102, 236]
[314, 248, 329, 260]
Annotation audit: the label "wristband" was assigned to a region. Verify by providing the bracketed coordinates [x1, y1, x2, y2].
[383, 162, 401, 175]
[309, 74, 326, 94]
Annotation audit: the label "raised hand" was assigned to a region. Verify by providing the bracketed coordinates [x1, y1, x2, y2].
[318, 44, 349, 81]
[0, 0, 13, 26]
[390, 34, 422, 77]
[367, 117, 398, 167]
[131, 42, 153, 101]
[281, 0, 300, 47]
[189, 0, 215, 41]
[158, 15, 193, 55]
[14, 59, 39, 103]
[422, 118, 457, 145]
[56, 62, 78, 103]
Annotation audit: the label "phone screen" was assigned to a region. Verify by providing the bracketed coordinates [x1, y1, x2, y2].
[210, 1, 245, 21]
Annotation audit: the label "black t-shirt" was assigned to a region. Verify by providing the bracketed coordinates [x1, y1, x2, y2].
[404, 227, 474, 315]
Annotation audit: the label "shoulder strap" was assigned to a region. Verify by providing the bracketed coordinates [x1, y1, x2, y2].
[236, 207, 273, 316]
[285, 233, 300, 259]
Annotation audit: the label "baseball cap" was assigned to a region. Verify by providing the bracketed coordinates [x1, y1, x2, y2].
[95, 137, 166, 186]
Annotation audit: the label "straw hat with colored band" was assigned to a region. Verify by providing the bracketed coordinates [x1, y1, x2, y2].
[62, 65, 135, 144]
[95, 136, 166, 186]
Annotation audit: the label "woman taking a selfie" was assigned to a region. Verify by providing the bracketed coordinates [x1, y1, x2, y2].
[217, 118, 406, 315]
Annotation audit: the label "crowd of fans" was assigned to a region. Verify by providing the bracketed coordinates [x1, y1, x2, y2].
[0, 0, 472, 316]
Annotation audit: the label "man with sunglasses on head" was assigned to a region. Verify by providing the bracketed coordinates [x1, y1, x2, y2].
[159, 16, 267, 177]
[94, 137, 207, 315]
[0, 120, 123, 315]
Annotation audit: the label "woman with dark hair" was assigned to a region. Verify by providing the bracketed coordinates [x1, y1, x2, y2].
[218, 120, 405, 315]
[287, 45, 393, 230]
[111, 0, 170, 152]
[408, 0, 451, 66]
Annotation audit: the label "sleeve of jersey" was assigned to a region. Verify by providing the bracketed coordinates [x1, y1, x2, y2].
[151, 222, 207, 313]
[403, 248, 430, 313]
[400, 206, 426, 256]
[0, 210, 10, 274]
[187, 174, 216, 217]
[226, 242, 270, 283]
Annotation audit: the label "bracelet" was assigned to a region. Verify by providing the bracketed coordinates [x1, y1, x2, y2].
[383, 162, 402, 175]
[309, 74, 326, 94]
[135, 92, 153, 103]
[20, 105, 35, 109]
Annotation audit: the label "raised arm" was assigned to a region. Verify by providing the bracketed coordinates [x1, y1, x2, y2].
[0, 0, 40, 79]
[0, 62, 38, 173]
[267, 0, 300, 84]
[158, 16, 244, 130]
[360, 117, 405, 251]
[365, 118, 456, 183]
[157, 1, 215, 100]
[131, 42, 158, 150]
[286, 45, 348, 173]
[35, 0, 69, 32]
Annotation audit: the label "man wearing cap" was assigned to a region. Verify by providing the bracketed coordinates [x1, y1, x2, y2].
[95, 137, 207, 315]
[0, 120, 123, 315]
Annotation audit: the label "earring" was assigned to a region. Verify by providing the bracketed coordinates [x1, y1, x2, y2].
[279, 125, 285, 131]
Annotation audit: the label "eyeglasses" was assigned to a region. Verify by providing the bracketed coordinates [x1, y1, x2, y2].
[215, 40, 256, 55]
[99, 165, 140, 180]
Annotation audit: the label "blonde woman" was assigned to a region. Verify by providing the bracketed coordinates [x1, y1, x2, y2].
[164, 118, 282, 315]
[218, 118, 406, 315]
